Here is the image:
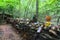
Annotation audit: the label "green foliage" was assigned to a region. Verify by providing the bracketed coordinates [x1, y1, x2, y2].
[0, 0, 60, 21]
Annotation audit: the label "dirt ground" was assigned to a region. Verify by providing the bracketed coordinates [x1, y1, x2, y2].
[0, 24, 22, 40]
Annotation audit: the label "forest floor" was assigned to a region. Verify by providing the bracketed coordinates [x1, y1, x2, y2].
[0, 24, 60, 40]
[0, 24, 22, 40]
